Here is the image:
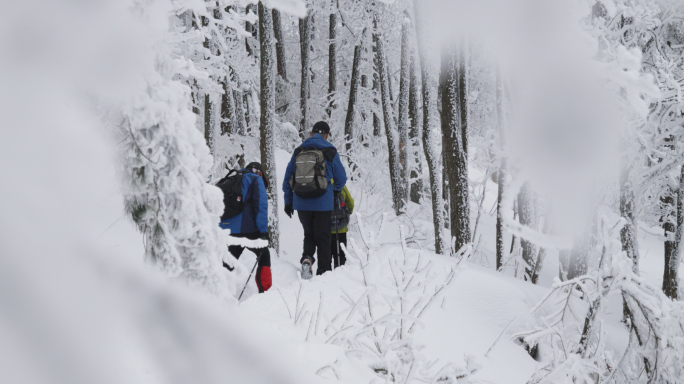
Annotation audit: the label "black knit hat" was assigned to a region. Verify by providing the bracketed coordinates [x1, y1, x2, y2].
[312, 121, 331, 135]
[246, 162, 269, 188]
[246, 162, 263, 172]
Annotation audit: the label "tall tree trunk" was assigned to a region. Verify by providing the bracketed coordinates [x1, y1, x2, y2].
[258, 1, 279, 253]
[517, 182, 537, 280]
[327, 2, 337, 118]
[440, 44, 470, 253]
[299, 11, 312, 139]
[495, 69, 507, 271]
[459, 42, 468, 157]
[664, 166, 683, 299]
[245, 4, 258, 58]
[203, 93, 214, 154]
[662, 190, 676, 297]
[344, 38, 363, 154]
[233, 88, 247, 136]
[220, 77, 236, 135]
[272, 9, 287, 81]
[414, 0, 446, 254]
[397, 19, 410, 203]
[408, 46, 423, 204]
[372, 17, 382, 138]
[375, 16, 406, 215]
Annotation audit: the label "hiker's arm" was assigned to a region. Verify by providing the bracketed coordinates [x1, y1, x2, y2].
[282, 153, 295, 205]
[255, 176, 269, 234]
[331, 153, 347, 192]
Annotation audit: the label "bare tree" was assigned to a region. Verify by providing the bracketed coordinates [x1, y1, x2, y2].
[397, 18, 411, 203]
[327, 0, 337, 118]
[408, 46, 423, 204]
[375, 14, 406, 215]
[663, 166, 682, 300]
[495, 69, 507, 270]
[220, 77, 236, 135]
[344, 32, 364, 154]
[272, 9, 287, 81]
[258, 1, 279, 253]
[413, 0, 446, 254]
[440, 43, 470, 252]
[299, 11, 312, 138]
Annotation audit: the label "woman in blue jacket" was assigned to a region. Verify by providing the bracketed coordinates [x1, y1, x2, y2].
[220, 162, 271, 293]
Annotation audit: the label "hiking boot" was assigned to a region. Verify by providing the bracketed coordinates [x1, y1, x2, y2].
[301, 259, 313, 280]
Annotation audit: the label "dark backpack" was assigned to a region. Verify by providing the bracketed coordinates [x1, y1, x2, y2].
[290, 147, 336, 198]
[216, 170, 245, 220]
[331, 192, 351, 232]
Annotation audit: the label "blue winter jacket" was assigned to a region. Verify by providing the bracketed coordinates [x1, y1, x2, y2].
[283, 134, 347, 211]
[219, 170, 268, 234]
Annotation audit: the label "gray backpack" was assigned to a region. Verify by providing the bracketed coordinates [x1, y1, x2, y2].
[290, 147, 335, 198]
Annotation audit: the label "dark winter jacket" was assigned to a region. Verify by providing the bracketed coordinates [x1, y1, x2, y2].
[283, 134, 347, 211]
[219, 170, 268, 235]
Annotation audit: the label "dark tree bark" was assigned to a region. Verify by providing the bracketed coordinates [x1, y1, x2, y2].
[220, 77, 236, 135]
[299, 11, 312, 139]
[440, 43, 470, 252]
[517, 182, 537, 280]
[664, 166, 684, 299]
[397, 19, 410, 202]
[408, 47, 423, 204]
[414, 0, 446, 254]
[344, 37, 363, 154]
[258, 1, 279, 253]
[495, 69, 507, 271]
[272, 9, 287, 81]
[662, 183, 680, 299]
[375, 16, 406, 215]
[203, 93, 214, 153]
[458, 43, 468, 157]
[372, 17, 382, 138]
[327, 2, 337, 118]
[245, 4, 258, 58]
[233, 88, 247, 135]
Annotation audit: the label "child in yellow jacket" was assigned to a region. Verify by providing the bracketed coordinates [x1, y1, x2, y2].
[332, 185, 354, 267]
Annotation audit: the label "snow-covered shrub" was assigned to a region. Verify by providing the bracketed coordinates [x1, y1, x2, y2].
[112, 0, 233, 297]
[519, 215, 684, 383]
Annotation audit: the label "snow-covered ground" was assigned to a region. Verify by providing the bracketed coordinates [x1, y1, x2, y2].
[95, 148, 682, 383]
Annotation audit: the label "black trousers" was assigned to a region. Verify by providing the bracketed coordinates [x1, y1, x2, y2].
[331, 232, 347, 267]
[222, 232, 271, 292]
[297, 210, 332, 275]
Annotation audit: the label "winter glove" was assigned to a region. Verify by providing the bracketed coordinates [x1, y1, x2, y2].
[260, 232, 269, 241]
[284, 204, 294, 218]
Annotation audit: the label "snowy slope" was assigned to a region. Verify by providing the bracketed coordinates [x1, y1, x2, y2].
[231, 149, 548, 383]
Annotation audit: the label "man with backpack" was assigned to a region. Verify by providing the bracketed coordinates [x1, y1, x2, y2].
[283, 121, 347, 279]
[331, 185, 354, 267]
[217, 162, 272, 294]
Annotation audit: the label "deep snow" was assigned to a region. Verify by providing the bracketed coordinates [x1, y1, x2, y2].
[97, 148, 681, 383]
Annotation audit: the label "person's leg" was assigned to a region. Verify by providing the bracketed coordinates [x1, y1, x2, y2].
[313, 211, 333, 275]
[244, 233, 272, 293]
[223, 244, 244, 271]
[339, 232, 347, 266]
[298, 211, 316, 264]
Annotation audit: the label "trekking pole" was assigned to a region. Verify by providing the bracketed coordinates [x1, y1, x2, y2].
[238, 254, 261, 301]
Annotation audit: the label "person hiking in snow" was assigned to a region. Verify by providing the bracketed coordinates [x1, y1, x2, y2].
[218, 162, 272, 293]
[283, 121, 347, 279]
[331, 184, 354, 267]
